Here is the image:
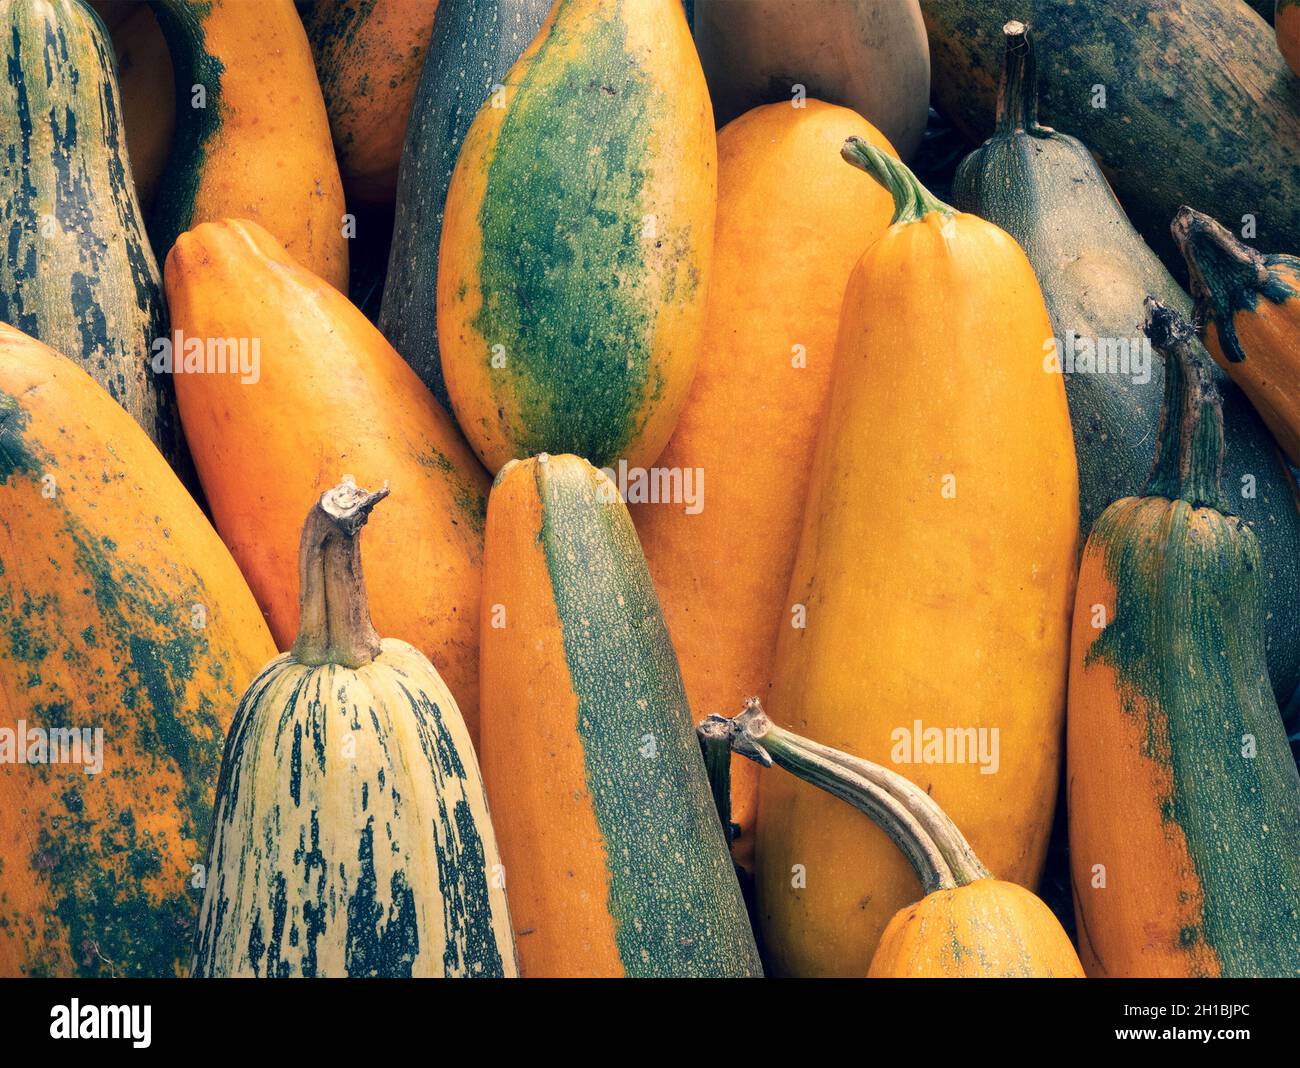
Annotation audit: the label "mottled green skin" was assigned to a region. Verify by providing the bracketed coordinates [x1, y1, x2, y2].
[953, 57, 1300, 703]
[379, 0, 551, 407]
[921, 0, 1300, 276]
[1086, 498, 1300, 975]
[533, 458, 762, 976]
[417, 445, 487, 538]
[147, 1, 224, 265]
[299, 0, 374, 166]
[193, 644, 513, 977]
[470, 0, 679, 468]
[0, 389, 246, 977]
[0, 0, 183, 467]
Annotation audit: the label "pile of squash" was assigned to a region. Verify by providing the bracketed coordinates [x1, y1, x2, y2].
[0, 0, 1297, 979]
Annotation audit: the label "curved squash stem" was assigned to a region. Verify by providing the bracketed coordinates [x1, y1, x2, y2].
[1171, 205, 1275, 365]
[292, 477, 390, 669]
[840, 138, 954, 226]
[701, 699, 995, 894]
[997, 21, 1043, 135]
[1142, 300, 1231, 514]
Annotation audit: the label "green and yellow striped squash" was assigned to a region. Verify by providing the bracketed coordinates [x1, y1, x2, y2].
[0, 0, 185, 471]
[437, 0, 717, 473]
[1068, 303, 1300, 977]
[194, 480, 517, 978]
[0, 322, 276, 977]
[479, 454, 762, 977]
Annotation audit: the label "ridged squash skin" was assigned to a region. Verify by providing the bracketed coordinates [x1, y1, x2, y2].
[920, 0, 1300, 274]
[692, 0, 930, 160]
[300, 0, 440, 205]
[379, 0, 552, 409]
[164, 219, 489, 740]
[0, 323, 276, 977]
[630, 101, 898, 872]
[438, 0, 717, 473]
[952, 27, 1300, 702]
[1175, 207, 1300, 466]
[1067, 312, 1300, 978]
[150, 0, 348, 291]
[479, 455, 762, 977]
[194, 484, 516, 977]
[868, 880, 1085, 978]
[0, 0, 183, 468]
[1280, 1, 1300, 75]
[756, 148, 1079, 977]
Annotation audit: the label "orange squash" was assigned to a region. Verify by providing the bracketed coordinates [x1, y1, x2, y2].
[150, 0, 348, 291]
[630, 100, 897, 871]
[706, 701, 1084, 978]
[163, 219, 489, 739]
[301, 0, 440, 205]
[755, 142, 1079, 976]
[1173, 206, 1300, 465]
[0, 323, 276, 976]
[1279, 1, 1300, 76]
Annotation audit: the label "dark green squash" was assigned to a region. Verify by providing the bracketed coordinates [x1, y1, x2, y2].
[952, 22, 1300, 702]
[0, 0, 185, 471]
[378, 0, 552, 410]
[920, 0, 1300, 274]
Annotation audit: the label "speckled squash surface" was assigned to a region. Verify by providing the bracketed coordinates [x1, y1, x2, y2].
[952, 25, 1300, 702]
[630, 101, 898, 873]
[379, 0, 551, 409]
[479, 455, 762, 977]
[193, 481, 516, 977]
[1068, 306, 1300, 978]
[164, 219, 489, 741]
[438, 0, 717, 473]
[921, 0, 1300, 273]
[869, 880, 1085, 978]
[150, 0, 348, 291]
[0, 323, 276, 977]
[300, 0, 440, 205]
[0, 0, 183, 469]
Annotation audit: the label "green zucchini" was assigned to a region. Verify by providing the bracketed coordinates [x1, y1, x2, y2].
[920, 0, 1300, 274]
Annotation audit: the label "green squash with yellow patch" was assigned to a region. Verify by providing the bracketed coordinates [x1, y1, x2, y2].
[437, 0, 717, 473]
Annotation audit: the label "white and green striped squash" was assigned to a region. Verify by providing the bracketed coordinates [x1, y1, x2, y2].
[192, 479, 517, 978]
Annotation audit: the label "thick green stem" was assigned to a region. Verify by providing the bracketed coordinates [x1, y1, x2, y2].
[701, 700, 996, 893]
[996, 21, 1042, 135]
[1142, 299, 1231, 514]
[291, 477, 390, 669]
[696, 715, 735, 849]
[841, 137, 954, 225]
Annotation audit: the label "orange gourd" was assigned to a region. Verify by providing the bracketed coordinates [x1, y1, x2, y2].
[631, 100, 898, 871]
[755, 142, 1079, 976]
[163, 219, 489, 739]
[150, 0, 348, 291]
[1278, 1, 1300, 76]
[0, 323, 276, 976]
[705, 701, 1083, 978]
